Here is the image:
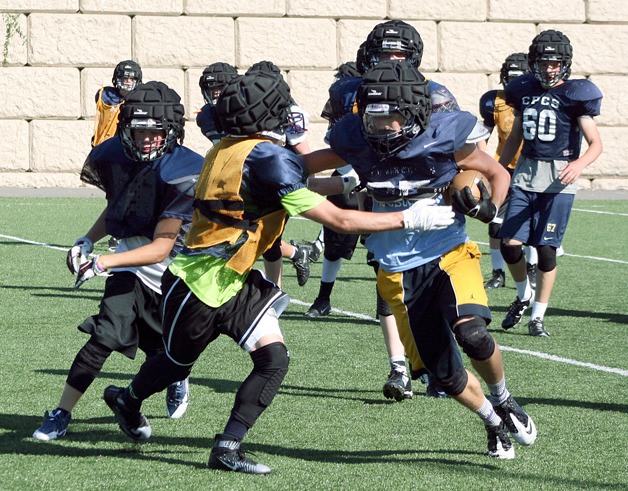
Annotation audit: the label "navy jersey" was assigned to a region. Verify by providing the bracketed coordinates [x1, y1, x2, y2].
[196, 104, 226, 145]
[329, 111, 478, 271]
[505, 74, 602, 161]
[80, 136, 204, 243]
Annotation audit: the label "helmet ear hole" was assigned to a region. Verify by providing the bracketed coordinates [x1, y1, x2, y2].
[118, 81, 185, 162]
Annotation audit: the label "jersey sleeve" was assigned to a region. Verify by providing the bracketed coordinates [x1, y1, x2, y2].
[427, 80, 460, 113]
[248, 142, 309, 199]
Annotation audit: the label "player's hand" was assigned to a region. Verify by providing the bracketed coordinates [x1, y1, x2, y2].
[451, 180, 497, 224]
[67, 237, 94, 275]
[402, 199, 455, 231]
[74, 256, 109, 289]
[341, 168, 360, 194]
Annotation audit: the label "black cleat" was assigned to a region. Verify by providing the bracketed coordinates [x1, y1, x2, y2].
[501, 295, 533, 330]
[492, 396, 537, 445]
[290, 242, 311, 286]
[383, 369, 412, 401]
[484, 269, 506, 289]
[528, 317, 550, 337]
[104, 385, 151, 441]
[486, 421, 515, 459]
[304, 298, 331, 318]
[208, 434, 271, 475]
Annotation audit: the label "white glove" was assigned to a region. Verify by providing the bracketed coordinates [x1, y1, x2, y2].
[66, 237, 94, 275]
[402, 199, 455, 231]
[341, 169, 360, 194]
[74, 255, 110, 289]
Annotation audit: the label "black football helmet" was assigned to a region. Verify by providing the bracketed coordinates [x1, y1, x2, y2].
[528, 29, 572, 89]
[500, 52, 530, 87]
[357, 62, 431, 156]
[216, 71, 292, 140]
[361, 20, 423, 73]
[112, 60, 142, 93]
[118, 81, 185, 162]
[199, 62, 238, 106]
[246, 60, 282, 76]
[335, 61, 360, 79]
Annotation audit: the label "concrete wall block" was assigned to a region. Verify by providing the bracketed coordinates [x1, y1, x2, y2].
[582, 126, 628, 177]
[589, 76, 628, 127]
[587, 0, 628, 22]
[306, 121, 331, 153]
[1, 172, 83, 188]
[81, 67, 117, 118]
[0, 120, 29, 171]
[0, 1, 77, 12]
[184, 125, 213, 158]
[0, 67, 80, 118]
[31, 120, 93, 172]
[185, 0, 285, 16]
[440, 22, 536, 72]
[390, 0, 487, 21]
[80, 0, 183, 15]
[426, 73, 491, 117]
[488, 0, 586, 22]
[0, 14, 27, 66]
[287, 0, 385, 18]
[538, 24, 628, 75]
[591, 178, 628, 190]
[133, 16, 234, 68]
[29, 14, 131, 66]
[237, 18, 336, 69]
[287, 70, 336, 124]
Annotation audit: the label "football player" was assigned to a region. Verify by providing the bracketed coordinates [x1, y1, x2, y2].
[498, 30, 603, 337]
[312, 61, 536, 459]
[101, 70, 456, 474]
[478, 53, 538, 290]
[305, 20, 459, 401]
[33, 81, 204, 442]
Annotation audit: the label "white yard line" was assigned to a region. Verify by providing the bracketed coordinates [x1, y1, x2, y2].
[2, 232, 627, 377]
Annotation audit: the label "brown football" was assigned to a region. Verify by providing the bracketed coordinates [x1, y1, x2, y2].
[446, 170, 492, 204]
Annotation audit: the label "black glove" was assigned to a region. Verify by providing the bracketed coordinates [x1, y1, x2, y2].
[451, 180, 497, 224]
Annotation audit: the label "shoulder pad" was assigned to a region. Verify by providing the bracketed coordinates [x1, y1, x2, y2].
[466, 120, 491, 144]
[564, 79, 603, 102]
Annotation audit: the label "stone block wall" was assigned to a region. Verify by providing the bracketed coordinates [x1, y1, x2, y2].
[0, 1, 626, 189]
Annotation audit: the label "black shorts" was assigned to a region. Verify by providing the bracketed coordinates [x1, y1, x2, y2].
[160, 268, 289, 365]
[78, 272, 164, 359]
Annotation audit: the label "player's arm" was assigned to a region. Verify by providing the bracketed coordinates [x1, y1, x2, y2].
[557, 116, 603, 186]
[300, 148, 346, 174]
[497, 113, 523, 168]
[96, 217, 182, 270]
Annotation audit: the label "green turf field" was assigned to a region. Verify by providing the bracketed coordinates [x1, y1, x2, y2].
[0, 197, 626, 490]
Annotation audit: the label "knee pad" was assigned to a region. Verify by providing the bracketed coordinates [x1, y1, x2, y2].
[232, 342, 290, 427]
[453, 317, 495, 361]
[488, 221, 501, 239]
[537, 245, 557, 272]
[432, 367, 468, 396]
[500, 242, 524, 265]
[376, 288, 392, 317]
[262, 239, 282, 262]
[67, 339, 113, 393]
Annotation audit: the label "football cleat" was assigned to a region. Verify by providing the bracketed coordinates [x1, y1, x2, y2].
[104, 385, 152, 441]
[484, 269, 506, 289]
[492, 396, 537, 446]
[165, 378, 190, 419]
[526, 263, 537, 290]
[290, 242, 311, 286]
[383, 369, 412, 401]
[32, 409, 71, 441]
[528, 318, 550, 337]
[485, 421, 515, 459]
[208, 434, 271, 475]
[304, 298, 332, 318]
[501, 295, 533, 330]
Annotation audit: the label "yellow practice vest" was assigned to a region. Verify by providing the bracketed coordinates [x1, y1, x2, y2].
[92, 87, 123, 147]
[493, 90, 523, 170]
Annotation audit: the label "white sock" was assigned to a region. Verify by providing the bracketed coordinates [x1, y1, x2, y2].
[476, 397, 502, 427]
[525, 245, 538, 265]
[487, 378, 510, 405]
[490, 249, 505, 271]
[515, 279, 533, 302]
[321, 258, 342, 282]
[531, 302, 548, 321]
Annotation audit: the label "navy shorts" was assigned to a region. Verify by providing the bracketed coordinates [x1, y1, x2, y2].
[500, 187, 574, 247]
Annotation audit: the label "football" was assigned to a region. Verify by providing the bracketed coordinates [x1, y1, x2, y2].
[446, 169, 492, 204]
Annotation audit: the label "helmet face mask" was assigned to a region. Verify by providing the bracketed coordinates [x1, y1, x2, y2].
[120, 118, 168, 162]
[362, 103, 418, 155]
[528, 30, 572, 89]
